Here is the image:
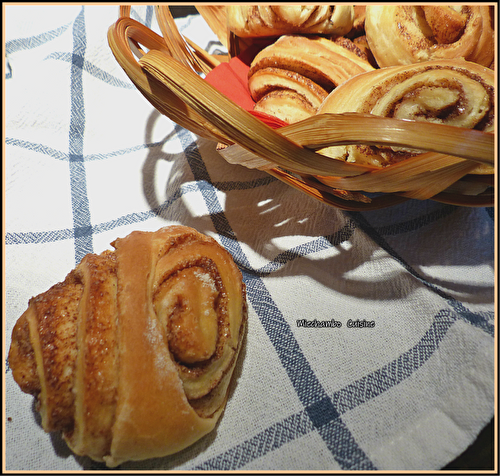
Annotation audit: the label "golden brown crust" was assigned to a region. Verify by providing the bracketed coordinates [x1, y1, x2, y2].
[422, 6, 467, 45]
[254, 89, 318, 124]
[331, 36, 369, 63]
[351, 5, 366, 36]
[9, 313, 40, 396]
[247, 35, 374, 123]
[27, 280, 82, 433]
[317, 59, 495, 172]
[249, 67, 328, 108]
[64, 251, 119, 461]
[227, 5, 354, 38]
[365, 5, 495, 68]
[9, 226, 247, 467]
[351, 36, 378, 68]
[249, 35, 374, 92]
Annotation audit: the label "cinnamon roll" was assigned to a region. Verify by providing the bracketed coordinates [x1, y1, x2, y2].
[365, 5, 494, 68]
[248, 35, 374, 123]
[9, 226, 247, 467]
[227, 5, 354, 38]
[317, 59, 495, 173]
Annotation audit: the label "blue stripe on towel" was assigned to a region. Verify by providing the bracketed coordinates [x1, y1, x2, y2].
[196, 411, 314, 470]
[6, 136, 176, 162]
[68, 7, 92, 263]
[45, 51, 136, 89]
[176, 126, 376, 470]
[195, 305, 457, 470]
[5, 9, 493, 470]
[349, 211, 494, 337]
[5, 22, 72, 55]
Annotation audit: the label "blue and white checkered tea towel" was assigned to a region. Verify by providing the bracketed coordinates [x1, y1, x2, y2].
[4, 5, 495, 472]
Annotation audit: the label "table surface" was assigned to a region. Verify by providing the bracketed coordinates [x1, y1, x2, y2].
[5, 5, 496, 472]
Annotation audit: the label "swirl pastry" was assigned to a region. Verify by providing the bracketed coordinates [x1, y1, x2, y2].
[226, 5, 354, 38]
[253, 88, 320, 125]
[365, 5, 494, 68]
[248, 35, 374, 123]
[317, 59, 495, 173]
[8, 226, 247, 467]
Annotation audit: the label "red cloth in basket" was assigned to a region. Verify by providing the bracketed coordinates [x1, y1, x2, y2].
[204, 45, 289, 130]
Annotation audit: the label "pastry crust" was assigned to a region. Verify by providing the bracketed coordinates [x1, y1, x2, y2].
[365, 5, 494, 68]
[249, 67, 328, 108]
[227, 5, 354, 38]
[249, 35, 374, 93]
[254, 89, 318, 124]
[317, 59, 495, 173]
[9, 226, 247, 467]
[247, 35, 374, 123]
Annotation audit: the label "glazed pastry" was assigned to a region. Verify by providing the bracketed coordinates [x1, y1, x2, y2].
[365, 5, 494, 68]
[248, 35, 374, 123]
[8, 226, 247, 467]
[227, 5, 354, 38]
[316, 58, 495, 173]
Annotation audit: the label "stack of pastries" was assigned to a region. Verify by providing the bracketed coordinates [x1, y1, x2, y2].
[227, 5, 495, 173]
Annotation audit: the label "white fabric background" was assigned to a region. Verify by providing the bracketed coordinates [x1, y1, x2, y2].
[4, 5, 495, 472]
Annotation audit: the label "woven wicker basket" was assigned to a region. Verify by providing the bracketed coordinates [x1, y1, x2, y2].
[108, 6, 495, 211]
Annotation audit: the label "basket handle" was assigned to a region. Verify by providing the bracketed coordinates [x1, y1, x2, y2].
[108, 16, 234, 143]
[138, 48, 376, 177]
[137, 47, 493, 199]
[219, 113, 494, 169]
